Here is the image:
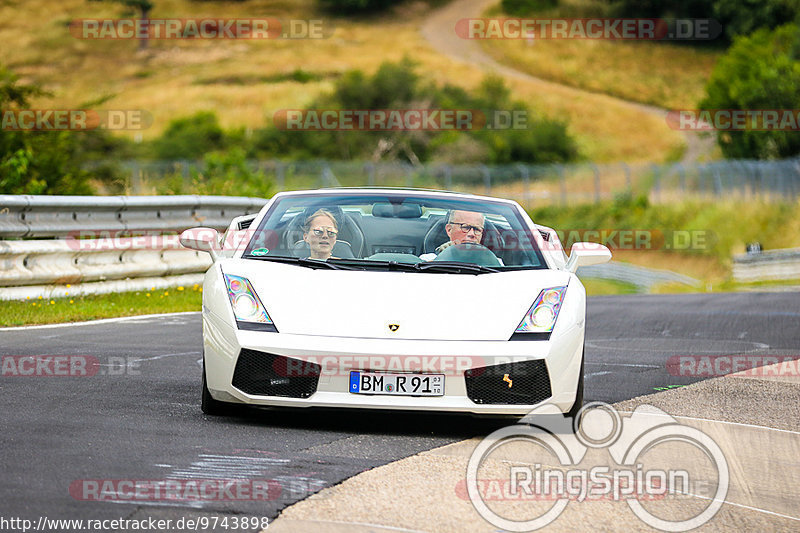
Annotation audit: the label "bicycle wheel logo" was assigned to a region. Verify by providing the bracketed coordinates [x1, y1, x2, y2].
[466, 402, 729, 532]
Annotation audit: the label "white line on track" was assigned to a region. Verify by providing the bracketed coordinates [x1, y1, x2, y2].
[586, 362, 660, 368]
[0, 311, 200, 331]
[678, 491, 800, 522]
[614, 411, 800, 436]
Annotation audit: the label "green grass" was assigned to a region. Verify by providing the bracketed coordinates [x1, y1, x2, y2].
[0, 286, 202, 327]
[581, 278, 639, 295]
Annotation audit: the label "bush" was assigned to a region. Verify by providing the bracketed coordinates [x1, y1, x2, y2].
[158, 148, 274, 198]
[609, 0, 800, 42]
[700, 24, 800, 159]
[250, 60, 579, 165]
[152, 111, 227, 160]
[318, 0, 395, 14]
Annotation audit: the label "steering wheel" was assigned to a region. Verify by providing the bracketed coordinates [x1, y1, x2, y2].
[434, 242, 502, 266]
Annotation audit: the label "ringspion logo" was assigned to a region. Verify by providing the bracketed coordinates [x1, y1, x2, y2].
[466, 402, 728, 531]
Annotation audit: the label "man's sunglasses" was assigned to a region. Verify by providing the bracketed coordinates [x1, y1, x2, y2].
[311, 228, 338, 237]
[449, 222, 484, 234]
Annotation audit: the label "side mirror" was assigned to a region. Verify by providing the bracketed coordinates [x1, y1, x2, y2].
[565, 242, 612, 273]
[180, 227, 220, 261]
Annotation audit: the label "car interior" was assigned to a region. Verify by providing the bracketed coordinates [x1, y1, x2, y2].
[247, 199, 545, 268]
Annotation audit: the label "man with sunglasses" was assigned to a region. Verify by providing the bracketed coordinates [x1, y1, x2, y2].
[420, 209, 488, 261]
[302, 208, 339, 260]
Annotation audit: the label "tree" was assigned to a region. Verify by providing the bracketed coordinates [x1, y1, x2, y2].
[0, 65, 125, 195]
[713, 0, 800, 43]
[700, 24, 800, 159]
[89, 0, 154, 51]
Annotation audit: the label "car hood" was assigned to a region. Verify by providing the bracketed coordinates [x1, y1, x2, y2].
[222, 259, 572, 341]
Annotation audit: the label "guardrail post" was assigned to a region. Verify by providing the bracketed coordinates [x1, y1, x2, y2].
[482, 165, 491, 195]
[443, 165, 452, 190]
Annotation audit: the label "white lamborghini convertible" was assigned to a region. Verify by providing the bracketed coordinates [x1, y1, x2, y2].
[181, 189, 611, 417]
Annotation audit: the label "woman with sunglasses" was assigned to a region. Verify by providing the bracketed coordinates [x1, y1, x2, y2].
[302, 209, 339, 260]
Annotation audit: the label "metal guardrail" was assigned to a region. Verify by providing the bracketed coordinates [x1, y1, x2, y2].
[733, 248, 800, 282]
[0, 195, 266, 238]
[0, 195, 266, 300]
[578, 262, 701, 290]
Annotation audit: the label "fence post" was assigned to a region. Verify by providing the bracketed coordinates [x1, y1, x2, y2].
[364, 162, 375, 186]
[517, 164, 530, 206]
[713, 167, 723, 197]
[130, 161, 141, 194]
[275, 161, 285, 191]
[651, 164, 661, 202]
[623, 162, 632, 194]
[443, 165, 452, 190]
[181, 160, 190, 190]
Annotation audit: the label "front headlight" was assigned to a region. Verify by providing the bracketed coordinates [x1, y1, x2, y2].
[515, 286, 567, 334]
[223, 273, 276, 331]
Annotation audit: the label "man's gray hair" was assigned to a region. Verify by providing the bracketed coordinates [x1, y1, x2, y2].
[447, 209, 485, 224]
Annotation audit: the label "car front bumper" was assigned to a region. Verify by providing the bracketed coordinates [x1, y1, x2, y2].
[203, 310, 585, 416]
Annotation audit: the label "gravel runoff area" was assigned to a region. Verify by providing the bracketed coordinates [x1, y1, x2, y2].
[267, 359, 800, 532]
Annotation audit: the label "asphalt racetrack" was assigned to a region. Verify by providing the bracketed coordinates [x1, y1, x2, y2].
[1, 292, 797, 531]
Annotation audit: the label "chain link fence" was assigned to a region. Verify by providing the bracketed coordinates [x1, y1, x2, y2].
[92, 157, 800, 206]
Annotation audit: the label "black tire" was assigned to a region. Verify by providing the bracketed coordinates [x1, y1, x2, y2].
[565, 352, 585, 420]
[201, 360, 234, 416]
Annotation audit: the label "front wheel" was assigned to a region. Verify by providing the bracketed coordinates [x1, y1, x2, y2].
[202, 360, 235, 416]
[564, 352, 584, 420]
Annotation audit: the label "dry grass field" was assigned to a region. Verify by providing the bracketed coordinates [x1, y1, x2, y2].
[1, 0, 701, 162]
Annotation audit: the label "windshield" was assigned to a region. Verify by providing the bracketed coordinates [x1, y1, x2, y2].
[241, 192, 547, 271]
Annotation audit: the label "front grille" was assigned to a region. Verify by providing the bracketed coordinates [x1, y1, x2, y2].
[464, 359, 551, 405]
[231, 349, 320, 398]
